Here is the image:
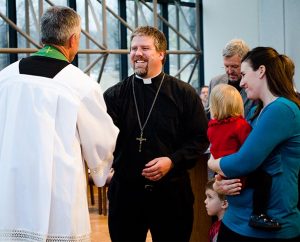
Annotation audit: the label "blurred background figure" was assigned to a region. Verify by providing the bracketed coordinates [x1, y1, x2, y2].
[199, 85, 209, 108]
[208, 39, 255, 118]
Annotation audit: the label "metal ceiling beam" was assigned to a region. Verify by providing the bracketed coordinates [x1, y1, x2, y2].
[0, 11, 41, 48]
[139, 0, 198, 51]
[0, 0, 203, 88]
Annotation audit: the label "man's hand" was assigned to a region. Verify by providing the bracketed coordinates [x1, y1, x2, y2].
[213, 174, 242, 195]
[141, 157, 173, 181]
[105, 168, 114, 185]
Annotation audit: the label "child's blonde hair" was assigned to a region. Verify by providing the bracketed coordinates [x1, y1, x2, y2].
[210, 83, 244, 120]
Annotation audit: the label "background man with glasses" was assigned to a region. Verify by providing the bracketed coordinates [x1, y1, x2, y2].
[208, 39, 253, 118]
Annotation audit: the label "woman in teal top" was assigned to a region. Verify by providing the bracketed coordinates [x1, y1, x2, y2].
[208, 47, 300, 241]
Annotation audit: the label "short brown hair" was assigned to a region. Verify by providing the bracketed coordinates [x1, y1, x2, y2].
[130, 26, 167, 64]
[210, 83, 244, 120]
[205, 178, 226, 201]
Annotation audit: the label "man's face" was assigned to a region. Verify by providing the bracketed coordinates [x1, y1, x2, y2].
[130, 35, 164, 78]
[223, 54, 242, 81]
[200, 87, 209, 105]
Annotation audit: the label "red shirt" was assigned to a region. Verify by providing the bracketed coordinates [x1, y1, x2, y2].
[209, 220, 221, 242]
[207, 116, 252, 159]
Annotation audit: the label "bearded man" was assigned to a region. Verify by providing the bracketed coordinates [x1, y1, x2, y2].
[104, 26, 209, 242]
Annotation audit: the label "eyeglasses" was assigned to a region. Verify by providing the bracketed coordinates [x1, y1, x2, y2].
[223, 65, 240, 71]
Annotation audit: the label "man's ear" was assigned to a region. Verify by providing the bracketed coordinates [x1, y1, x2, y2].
[159, 51, 165, 61]
[69, 33, 77, 48]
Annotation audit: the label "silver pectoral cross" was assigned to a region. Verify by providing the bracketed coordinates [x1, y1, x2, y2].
[136, 132, 147, 152]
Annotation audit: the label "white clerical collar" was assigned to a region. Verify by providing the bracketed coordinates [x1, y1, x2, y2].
[136, 73, 161, 85]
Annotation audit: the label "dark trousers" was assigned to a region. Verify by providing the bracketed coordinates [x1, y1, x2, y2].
[217, 222, 300, 242]
[108, 175, 194, 242]
[247, 170, 272, 215]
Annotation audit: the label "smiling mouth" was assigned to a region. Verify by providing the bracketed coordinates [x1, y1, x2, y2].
[134, 60, 147, 68]
[135, 59, 146, 63]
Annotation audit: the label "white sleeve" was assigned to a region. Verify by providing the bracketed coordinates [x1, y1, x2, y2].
[77, 85, 119, 187]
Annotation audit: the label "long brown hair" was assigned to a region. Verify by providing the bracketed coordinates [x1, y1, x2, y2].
[242, 47, 300, 120]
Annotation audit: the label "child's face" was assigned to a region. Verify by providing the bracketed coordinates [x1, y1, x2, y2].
[204, 188, 226, 217]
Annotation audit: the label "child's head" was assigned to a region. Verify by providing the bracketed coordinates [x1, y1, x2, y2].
[210, 83, 244, 120]
[204, 179, 228, 220]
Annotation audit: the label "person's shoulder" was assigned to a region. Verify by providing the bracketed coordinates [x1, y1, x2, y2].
[209, 116, 249, 127]
[273, 97, 300, 116]
[236, 116, 252, 131]
[210, 73, 228, 84]
[53, 64, 102, 99]
[105, 77, 129, 92]
[104, 75, 132, 98]
[61, 64, 91, 81]
[236, 116, 250, 124]
[50, 64, 90, 85]
[165, 73, 196, 93]
[0, 61, 20, 79]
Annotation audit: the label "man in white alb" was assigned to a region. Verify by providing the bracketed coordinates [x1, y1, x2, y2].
[0, 6, 118, 242]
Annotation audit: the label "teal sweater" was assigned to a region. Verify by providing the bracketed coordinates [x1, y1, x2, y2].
[220, 97, 300, 239]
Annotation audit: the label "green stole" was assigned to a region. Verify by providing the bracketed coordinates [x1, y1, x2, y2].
[32, 45, 69, 62]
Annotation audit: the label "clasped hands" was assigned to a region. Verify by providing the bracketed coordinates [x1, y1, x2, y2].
[142, 157, 173, 181]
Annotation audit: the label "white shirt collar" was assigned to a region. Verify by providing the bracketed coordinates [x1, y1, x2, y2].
[136, 73, 161, 85]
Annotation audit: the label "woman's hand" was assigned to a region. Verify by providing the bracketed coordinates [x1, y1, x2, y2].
[213, 174, 242, 195]
[207, 154, 224, 176]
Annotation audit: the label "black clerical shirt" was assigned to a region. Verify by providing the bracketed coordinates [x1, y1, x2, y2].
[104, 72, 209, 183]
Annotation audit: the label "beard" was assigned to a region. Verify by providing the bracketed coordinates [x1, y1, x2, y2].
[134, 67, 148, 77]
[133, 58, 149, 77]
[228, 79, 242, 92]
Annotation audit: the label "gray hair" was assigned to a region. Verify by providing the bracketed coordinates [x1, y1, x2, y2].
[41, 6, 81, 46]
[222, 39, 249, 59]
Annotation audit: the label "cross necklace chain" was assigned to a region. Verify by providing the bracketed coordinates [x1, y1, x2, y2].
[132, 73, 165, 152]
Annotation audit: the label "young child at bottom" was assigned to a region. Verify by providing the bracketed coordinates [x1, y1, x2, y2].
[207, 83, 280, 230]
[205, 179, 228, 242]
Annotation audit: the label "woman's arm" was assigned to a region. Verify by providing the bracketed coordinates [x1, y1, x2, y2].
[220, 101, 294, 177]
